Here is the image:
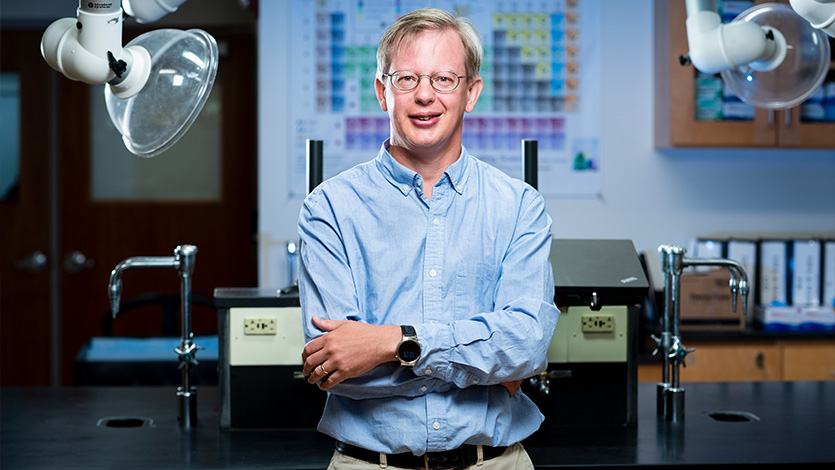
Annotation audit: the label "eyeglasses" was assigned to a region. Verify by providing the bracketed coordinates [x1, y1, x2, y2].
[383, 70, 466, 93]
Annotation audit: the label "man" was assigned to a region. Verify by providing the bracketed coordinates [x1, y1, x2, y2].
[299, 8, 559, 470]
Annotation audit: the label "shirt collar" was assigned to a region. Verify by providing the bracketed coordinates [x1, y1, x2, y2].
[375, 140, 470, 197]
[444, 146, 468, 196]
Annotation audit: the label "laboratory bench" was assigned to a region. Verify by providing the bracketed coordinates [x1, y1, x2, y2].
[637, 327, 835, 383]
[2, 381, 833, 469]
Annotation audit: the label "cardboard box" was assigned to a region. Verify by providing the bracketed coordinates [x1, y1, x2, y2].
[679, 268, 746, 330]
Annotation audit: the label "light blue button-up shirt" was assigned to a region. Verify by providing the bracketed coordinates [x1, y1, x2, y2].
[298, 142, 559, 456]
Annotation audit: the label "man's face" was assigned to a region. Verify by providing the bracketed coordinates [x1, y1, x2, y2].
[375, 28, 482, 159]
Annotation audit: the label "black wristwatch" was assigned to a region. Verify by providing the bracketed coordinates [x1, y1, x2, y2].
[396, 325, 421, 366]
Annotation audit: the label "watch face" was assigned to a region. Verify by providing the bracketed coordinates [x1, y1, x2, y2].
[398, 340, 421, 363]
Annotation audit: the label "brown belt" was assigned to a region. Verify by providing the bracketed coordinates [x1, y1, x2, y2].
[335, 440, 508, 469]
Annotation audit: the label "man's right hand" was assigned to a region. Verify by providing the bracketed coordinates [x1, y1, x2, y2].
[301, 316, 401, 391]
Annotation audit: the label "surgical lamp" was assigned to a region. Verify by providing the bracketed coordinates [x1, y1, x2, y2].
[683, 0, 833, 109]
[40, 0, 218, 158]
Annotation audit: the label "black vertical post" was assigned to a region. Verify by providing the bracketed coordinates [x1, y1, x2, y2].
[522, 139, 538, 190]
[306, 139, 323, 194]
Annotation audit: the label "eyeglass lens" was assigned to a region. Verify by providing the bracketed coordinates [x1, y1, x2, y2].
[390, 71, 460, 92]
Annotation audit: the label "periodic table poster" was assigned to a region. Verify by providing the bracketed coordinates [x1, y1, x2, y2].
[287, 0, 601, 199]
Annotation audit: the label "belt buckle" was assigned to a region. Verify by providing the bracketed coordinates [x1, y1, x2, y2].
[424, 448, 467, 470]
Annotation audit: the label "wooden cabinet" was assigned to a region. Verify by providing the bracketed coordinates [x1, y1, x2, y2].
[639, 339, 835, 382]
[678, 342, 782, 382]
[783, 342, 835, 381]
[654, 0, 835, 148]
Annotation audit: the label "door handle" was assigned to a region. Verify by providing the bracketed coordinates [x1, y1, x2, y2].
[64, 251, 95, 274]
[14, 251, 47, 274]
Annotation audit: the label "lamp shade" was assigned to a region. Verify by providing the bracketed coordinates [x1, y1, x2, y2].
[105, 29, 219, 158]
[720, 3, 831, 109]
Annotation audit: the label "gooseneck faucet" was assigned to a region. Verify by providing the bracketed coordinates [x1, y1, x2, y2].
[108, 244, 200, 430]
[654, 245, 749, 423]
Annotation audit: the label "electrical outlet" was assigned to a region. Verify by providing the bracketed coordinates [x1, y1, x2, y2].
[244, 317, 277, 335]
[581, 313, 614, 333]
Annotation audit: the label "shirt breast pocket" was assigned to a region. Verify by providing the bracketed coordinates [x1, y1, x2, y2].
[454, 262, 500, 319]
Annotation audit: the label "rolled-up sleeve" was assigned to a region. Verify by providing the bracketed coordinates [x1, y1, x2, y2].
[299, 189, 444, 400]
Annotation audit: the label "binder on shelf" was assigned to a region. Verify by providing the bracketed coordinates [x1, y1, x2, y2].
[759, 240, 789, 307]
[791, 239, 822, 307]
[823, 241, 835, 308]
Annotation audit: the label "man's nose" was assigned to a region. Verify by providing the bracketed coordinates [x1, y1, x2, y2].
[413, 76, 436, 103]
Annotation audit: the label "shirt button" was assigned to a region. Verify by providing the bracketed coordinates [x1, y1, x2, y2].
[433, 421, 440, 430]
[433, 218, 440, 226]
[401, 184, 409, 192]
[472, 379, 479, 384]
[429, 269, 437, 278]
[420, 385, 427, 392]
[424, 368, 432, 375]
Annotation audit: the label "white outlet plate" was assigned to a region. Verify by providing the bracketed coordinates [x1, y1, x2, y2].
[581, 313, 615, 332]
[244, 317, 277, 335]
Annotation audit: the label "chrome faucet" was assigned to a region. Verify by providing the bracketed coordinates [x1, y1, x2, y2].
[654, 244, 749, 423]
[108, 244, 200, 430]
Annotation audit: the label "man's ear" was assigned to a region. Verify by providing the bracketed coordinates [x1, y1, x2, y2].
[375, 78, 388, 112]
[464, 76, 483, 113]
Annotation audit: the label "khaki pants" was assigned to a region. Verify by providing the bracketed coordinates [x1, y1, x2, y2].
[326, 442, 534, 470]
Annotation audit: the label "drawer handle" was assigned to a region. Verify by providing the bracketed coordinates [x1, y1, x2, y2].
[755, 352, 765, 369]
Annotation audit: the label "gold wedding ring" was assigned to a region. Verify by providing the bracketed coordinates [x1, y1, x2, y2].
[320, 364, 329, 375]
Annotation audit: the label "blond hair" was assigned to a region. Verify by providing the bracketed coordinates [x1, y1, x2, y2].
[376, 8, 482, 83]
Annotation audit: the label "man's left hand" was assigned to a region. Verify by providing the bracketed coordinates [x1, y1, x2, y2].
[302, 316, 401, 390]
[501, 379, 524, 397]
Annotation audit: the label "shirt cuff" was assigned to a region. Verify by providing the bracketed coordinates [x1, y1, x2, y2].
[416, 322, 483, 387]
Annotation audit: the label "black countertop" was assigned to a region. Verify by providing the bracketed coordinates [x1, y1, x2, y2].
[2, 381, 833, 469]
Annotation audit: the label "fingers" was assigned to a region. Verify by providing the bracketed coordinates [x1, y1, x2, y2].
[307, 361, 333, 386]
[301, 332, 339, 387]
[316, 366, 341, 391]
[305, 362, 327, 384]
[304, 359, 343, 390]
[301, 339, 324, 376]
[301, 316, 343, 375]
[311, 315, 342, 332]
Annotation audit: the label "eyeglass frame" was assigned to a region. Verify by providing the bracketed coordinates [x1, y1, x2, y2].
[382, 70, 468, 93]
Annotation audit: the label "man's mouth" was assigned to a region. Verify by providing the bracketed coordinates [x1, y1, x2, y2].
[411, 114, 440, 121]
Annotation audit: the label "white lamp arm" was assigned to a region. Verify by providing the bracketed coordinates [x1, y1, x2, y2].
[40, 3, 125, 85]
[684, 0, 783, 74]
[40, 1, 189, 98]
[123, 0, 188, 24]
[789, 0, 835, 37]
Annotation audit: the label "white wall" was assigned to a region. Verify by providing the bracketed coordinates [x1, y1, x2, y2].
[258, 0, 835, 288]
